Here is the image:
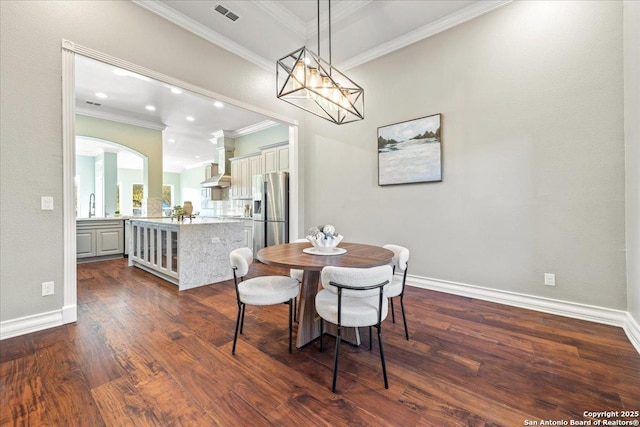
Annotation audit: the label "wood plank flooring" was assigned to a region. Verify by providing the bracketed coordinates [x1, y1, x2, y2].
[1, 258, 639, 426]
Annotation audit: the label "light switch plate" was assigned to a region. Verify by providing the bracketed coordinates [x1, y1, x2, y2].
[41, 196, 54, 210]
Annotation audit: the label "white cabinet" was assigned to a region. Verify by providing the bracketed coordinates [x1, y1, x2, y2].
[249, 154, 262, 179]
[129, 221, 179, 280]
[77, 219, 124, 259]
[261, 143, 289, 173]
[230, 154, 260, 199]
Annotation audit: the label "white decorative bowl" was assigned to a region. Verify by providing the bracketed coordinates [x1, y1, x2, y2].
[306, 234, 343, 252]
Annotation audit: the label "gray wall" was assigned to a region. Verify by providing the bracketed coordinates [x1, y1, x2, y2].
[302, 1, 628, 309]
[625, 1, 640, 323]
[0, 1, 636, 331]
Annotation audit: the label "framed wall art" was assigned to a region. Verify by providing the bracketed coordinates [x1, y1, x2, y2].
[377, 113, 442, 186]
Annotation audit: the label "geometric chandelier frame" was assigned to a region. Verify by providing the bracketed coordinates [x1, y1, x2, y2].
[276, 0, 364, 125]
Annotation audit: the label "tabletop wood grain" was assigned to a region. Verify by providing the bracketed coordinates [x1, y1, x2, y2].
[257, 242, 394, 271]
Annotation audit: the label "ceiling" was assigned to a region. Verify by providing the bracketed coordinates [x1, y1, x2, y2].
[76, 0, 508, 173]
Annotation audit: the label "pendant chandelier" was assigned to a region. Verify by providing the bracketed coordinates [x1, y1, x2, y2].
[276, 0, 364, 125]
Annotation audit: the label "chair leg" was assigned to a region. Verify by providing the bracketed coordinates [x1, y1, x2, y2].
[376, 324, 389, 389]
[332, 325, 342, 393]
[390, 297, 396, 323]
[232, 303, 243, 355]
[239, 304, 246, 334]
[319, 319, 324, 352]
[288, 298, 293, 353]
[400, 295, 409, 340]
[369, 326, 372, 351]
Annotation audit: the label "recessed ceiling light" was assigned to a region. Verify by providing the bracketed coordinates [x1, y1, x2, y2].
[170, 87, 182, 94]
[168, 138, 175, 143]
[145, 105, 156, 111]
[195, 155, 201, 159]
[186, 116, 195, 122]
[95, 92, 108, 99]
[213, 101, 224, 108]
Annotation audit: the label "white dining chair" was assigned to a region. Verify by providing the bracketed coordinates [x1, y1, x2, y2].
[229, 247, 300, 354]
[315, 264, 393, 392]
[383, 244, 410, 340]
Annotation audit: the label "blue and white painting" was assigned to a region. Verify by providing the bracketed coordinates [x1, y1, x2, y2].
[378, 114, 442, 185]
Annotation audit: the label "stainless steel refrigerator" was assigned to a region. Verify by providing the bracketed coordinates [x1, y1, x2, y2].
[253, 172, 289, 254]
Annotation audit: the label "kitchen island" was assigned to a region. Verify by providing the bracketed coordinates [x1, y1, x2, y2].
[128, 218, 244, 290]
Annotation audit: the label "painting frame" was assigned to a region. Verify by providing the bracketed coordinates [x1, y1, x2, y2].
[377, 113, 442, 186]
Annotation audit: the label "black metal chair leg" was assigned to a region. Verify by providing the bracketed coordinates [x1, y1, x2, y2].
[369, 326, 372, 351]
[239, 304, 246, 334]
[376, 325, 389, 389]
[288, 299, 293, 353]
[332, 325, 342, 393]
[400, 295, 409, 340]
[319, 319, 324, 352]
[390, 297, 396, 323]
[232, 304, 242, 355]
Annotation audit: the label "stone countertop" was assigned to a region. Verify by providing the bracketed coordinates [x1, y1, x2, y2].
[129, 217, 243, 226]
[76, 217, 126, 222]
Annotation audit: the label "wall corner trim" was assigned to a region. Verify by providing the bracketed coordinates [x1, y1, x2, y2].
[408, 275, 640, 355]
[0, 310, 64, 340]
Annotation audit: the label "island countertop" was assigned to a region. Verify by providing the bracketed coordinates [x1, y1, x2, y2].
[130, 217, 243, 226]
[128, 218, 244, 290]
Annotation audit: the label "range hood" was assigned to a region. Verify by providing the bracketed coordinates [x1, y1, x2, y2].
[201, 162, 231, 188]
[201, 144, 233, 188]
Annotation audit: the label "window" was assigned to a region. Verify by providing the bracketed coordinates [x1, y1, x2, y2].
[132, 183, 144, 216]
[162, 184, 173, 216]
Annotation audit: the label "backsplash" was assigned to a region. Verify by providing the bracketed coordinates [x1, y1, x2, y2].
[199, 199, 250, 217]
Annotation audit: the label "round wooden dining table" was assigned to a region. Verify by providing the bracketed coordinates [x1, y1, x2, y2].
[257, 241, 394, 349]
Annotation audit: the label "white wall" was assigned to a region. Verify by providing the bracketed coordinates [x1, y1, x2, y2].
[303, 1, 627, 309]
[624, 1, 640, 324]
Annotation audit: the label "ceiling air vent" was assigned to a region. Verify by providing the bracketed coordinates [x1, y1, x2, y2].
[213, 4, 240, 22]
[85, 100, 102, 107]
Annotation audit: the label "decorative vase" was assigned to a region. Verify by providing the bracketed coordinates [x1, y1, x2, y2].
[183, 201, 193, 216]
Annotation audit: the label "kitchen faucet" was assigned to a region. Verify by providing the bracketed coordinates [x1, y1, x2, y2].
[89, 193, 96, 218]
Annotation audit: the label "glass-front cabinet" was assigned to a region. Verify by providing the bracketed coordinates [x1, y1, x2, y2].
[130, 221, 179, 280]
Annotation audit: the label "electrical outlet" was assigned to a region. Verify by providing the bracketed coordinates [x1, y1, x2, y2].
[41, 196, 54, 210]
[42, 281, 54, 296]
[544, 273, 556, 287]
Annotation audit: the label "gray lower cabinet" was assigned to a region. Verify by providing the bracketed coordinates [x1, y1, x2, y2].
[77, 229, 97, 257]
[77, 219, 125, 259]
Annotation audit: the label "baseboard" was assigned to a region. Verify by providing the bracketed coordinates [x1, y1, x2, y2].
[408, 275, 640, 354]
[623, 312, 640, 354]
[0, 309, 64, 340]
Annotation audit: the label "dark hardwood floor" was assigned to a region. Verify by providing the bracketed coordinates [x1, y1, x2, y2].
[1, 258, 639, 426]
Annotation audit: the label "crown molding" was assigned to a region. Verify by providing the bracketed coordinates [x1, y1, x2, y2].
[231, 120, 279, 137]
[251, 0, 307, 40]
[305, 0, 373, 40]
[339, 0, 511, 70]
[208, 121, 279, 140]
[132, 0, 274, 72]
[134, 0, 510, 73]
[76, 107, 167, 131]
